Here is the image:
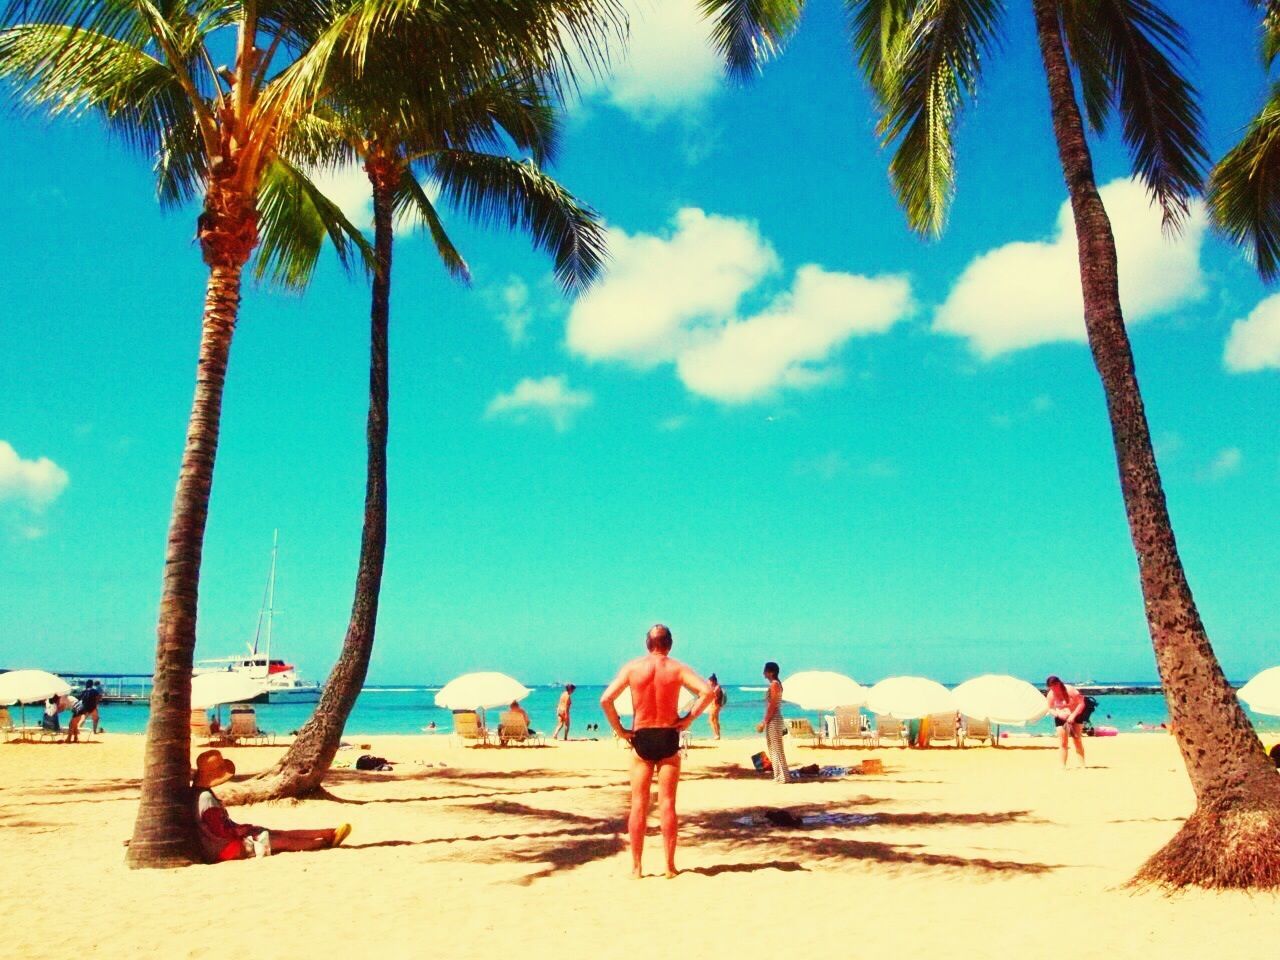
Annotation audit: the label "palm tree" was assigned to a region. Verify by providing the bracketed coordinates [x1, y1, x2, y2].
[703, 0, 1280, 887]
[0, 0, 620, 868]
[221, 70, 607, 804]
[1208, 1, 1280, 278]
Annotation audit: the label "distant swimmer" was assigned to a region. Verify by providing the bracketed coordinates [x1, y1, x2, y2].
[600, 624, 714, 878]
[1045, 675, 1086, 769]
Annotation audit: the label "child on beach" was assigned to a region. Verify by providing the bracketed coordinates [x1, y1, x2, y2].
[191, 750, 351, 862]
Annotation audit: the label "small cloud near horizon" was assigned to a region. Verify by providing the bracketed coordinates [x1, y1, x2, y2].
[0, 439, 69, 541]
[1200, 447, 1243, 482]
[485, 375, 593, 431]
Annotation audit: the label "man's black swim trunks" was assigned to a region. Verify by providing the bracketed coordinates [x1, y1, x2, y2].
[632, 727, 680, 763]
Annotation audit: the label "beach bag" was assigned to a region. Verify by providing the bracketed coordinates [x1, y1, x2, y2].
[355, 754, 392, 771]
[751, 751, 772, 772]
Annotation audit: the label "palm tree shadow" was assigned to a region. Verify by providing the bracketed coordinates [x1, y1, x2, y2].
[681, 861, 807, 877]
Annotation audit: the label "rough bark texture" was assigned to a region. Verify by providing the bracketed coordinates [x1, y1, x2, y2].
[1031, 0, 1280, 888]
[222, 157, 394, 805]
[127, 173, 257, 867]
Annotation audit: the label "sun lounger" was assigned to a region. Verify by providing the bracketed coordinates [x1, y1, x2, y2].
[226, 705, 274, 745]
[960, 716, 996, 746]
[873, 714, 908, 747]
[496, 712, 543, 746]
[190, 709, 214, 742]
[927, 711, 960, 747]
[0, 706, 49, 742]
[786, 717, 823, 747]
[452, 710, 493, 747]
[831, 706, 875, 747]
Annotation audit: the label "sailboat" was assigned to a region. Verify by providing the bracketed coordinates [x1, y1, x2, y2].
[193, 532, 323, 704]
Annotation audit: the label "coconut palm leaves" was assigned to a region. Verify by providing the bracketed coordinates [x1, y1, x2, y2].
[1208, 6, 1280, 280]
[700, 0, 1206, 233]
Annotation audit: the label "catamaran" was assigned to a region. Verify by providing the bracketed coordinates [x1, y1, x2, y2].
[193, 531, 323, 704]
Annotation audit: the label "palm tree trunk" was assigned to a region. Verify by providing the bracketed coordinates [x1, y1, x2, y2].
[1031, 0, 1280, 888]
[221, 159, 394, 805]
[126, 265, 244, 868]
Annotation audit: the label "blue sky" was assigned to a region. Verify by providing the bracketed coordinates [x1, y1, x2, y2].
[0, 0, 1276, 687]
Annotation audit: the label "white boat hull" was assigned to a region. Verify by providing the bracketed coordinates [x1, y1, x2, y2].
[260, 684, 322, 704]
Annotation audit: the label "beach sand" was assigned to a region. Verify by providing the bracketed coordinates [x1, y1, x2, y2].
[3, 732, 1277, 958]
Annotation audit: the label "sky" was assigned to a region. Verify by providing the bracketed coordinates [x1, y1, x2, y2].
[0, 0, 1276, 687]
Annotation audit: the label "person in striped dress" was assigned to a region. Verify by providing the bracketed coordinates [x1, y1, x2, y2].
[756, 662, 790, 784]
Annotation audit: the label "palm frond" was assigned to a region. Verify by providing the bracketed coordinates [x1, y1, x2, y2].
[0, 23, 207, 204]
[874, 0, 1006, 237]
[393, 169, 470, 283]
[426, 150, 606, 294]
[846, 0, 914, 98]
[253, 155, 374, 290]
[699, 0, 804, 81]
[258, 0, 625, 142]
[1059, 0, 1207, 229]
[1207, 82, 1280, 281]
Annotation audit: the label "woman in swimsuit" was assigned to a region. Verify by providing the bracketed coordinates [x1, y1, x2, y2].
[757, 662, 790, 785]
[1045, 675, 1086, 769]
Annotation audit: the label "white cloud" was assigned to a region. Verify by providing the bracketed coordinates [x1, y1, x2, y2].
[566, 208, 913, 403]
[657, 415, 689, 432]
[1202, 447, 1243, 482]
[793, 452, 899, 481]
[568, 208, 779, 365]
[496, 276, 532, 345]
[0, 440, 68, 509]
[1224, 293, 1280, 372]
[675, 266, 912, 402]
[581, 0, 722, 119]
[486, 376, 593, 431]
[934, 178, 1206, 357]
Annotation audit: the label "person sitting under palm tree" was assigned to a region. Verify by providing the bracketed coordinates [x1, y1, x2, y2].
[191, 750, 351, 863]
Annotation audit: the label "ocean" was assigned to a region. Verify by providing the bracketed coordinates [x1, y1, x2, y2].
[84, 683, 1280, 740]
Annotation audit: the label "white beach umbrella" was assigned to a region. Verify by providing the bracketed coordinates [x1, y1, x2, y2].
[434, 672, 531, 711]
[0, 669, 71, 706]
[191, 672, 268, 710]
[865, 676, 956, 720]
[952, 674, 1048, 726]
[780, 671, 868, 711]
[1238, 667, 1280, 717]
[612, 686, 697, 717]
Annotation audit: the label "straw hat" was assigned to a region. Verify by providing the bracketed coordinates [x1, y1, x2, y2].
[193, 749, 236, 788]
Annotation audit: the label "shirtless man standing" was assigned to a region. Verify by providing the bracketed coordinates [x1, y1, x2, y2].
[601, 624, 714, 879]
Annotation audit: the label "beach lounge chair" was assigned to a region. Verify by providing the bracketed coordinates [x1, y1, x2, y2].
[190, 709, 213, 742]
[831, 706, 875, 747]
[786, 717, 824, 748]
[927, 711, 960, 747]
[873, 714, 908, 747]
[496, 712, 542, 746]
[452, 710, 492, 747]
[227, 705, 274, 745]
[0, 706, 47, 742]
[960, 716, 996, 747]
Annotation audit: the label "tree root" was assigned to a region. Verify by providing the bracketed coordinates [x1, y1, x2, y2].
[1131, 804, 1280, 890]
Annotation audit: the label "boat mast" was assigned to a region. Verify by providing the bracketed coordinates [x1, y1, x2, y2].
[263, 529, 278, 677]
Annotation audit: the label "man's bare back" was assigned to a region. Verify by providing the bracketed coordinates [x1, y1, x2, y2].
[623, 654, 691, 730]
[600, 624, 715, 879]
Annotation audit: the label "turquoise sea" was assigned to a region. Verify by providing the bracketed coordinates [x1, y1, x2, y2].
[84, 683, 1280, 740]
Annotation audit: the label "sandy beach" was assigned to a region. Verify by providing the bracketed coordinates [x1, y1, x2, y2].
[3, 733, 1278, 959]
